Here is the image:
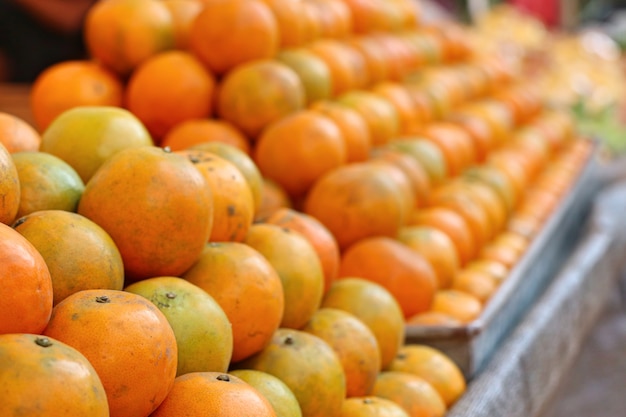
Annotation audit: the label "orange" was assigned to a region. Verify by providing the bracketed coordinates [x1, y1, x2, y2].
[409, 207, 476, 266]
[13, 210, 124, 306]
[161, 0, 203, 50]
[229, 369, 303, 417]
[245, 223, 324, 330]
[0, 112, 40, 152]
[265, 207, 341, 295]
[385, 138, 448, 186]
[182, 242, 284, 363]
[341, 0, 389, 33]
[303, 308, 381, 398]
[368, 161, 415, 219]
[0, 142, 20, 224]
[321, 277, 405, 369]
[387, 344, 466, 407]
[40, 106, 153, 183]
[124, 50, 216, 142]
[84, 0, 175, 76]
[189, 0, 279, 75]
[462, 165, 518, 214]
[371, 371, 446, 417]
[339, 237, 437, 319]
[177, 149, 254, 242]
[406, 311, 462, 326]
[451, 268, 498, 303]
[465, 259, 509, 285]
[371, 82, 422, 135]
[11, 151, 84, 218]
[161, 119, 251, 154]
[347, 36, 391, 85]
[314, 0, 354, 38]
[77, 146, 213, 281]
[310, 99, 372, 163]
[0, 334, 108, 416]
[188, 141, 263, 211]
[337, 90, 400, 146]
[254, 109, 347, 198]
[450, 178, 508, 236]
[397, 226, 460, 290]
[341, 396, 411, 417]
[150, 372, 277, 417]
[0, 222, 52, 334]
[255, 177, 293, 222]
[43, 289, 178, 417]
[236, 328, 347, 417]
[125, 276, 233, 375]
[419, 122, 477, 177]
[478, 241, 521, 270]
[216, 59, 306, 140]
[262, 0, 311, 47]
[307, 39, 368, 96]
[276, 48, 333, 105]
[430, 290, 482, 323]
[304, 162, 409, 250]
[30, 60, 124, 132]
[447, 110, 497, 163]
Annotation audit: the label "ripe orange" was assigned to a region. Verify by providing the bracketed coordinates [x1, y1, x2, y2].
[182, 242, 284, 363]
[236, 328, 347, 417]
[13, 210, 124, 306]
[161, 119, 251, 154]
[84, 0, 176, 76]
[387, 344, 466, 406]
[0, 112, 40, 152]
[0, 142, 20, 224]
[125, 276, 233, 375]
[337, 90, 400, 146]
[125, 50, 216, 142]
[190, 0, 279, 75]
[385, 138, 448, 186]
[255, 177, 293, 222]
[30, 60, 124, 132]
[321, 277, 405, 369]
[262, 0, 312, 47]
[419, 122, 477, 177]
[161, 0, 203, 50]
[371, 371, 447, 417]
[11, 151, 85, 218]
[0, 222, 52, 334]
[430, 290, 482, 323]
[339, 237, 437, 318]
[255, 110, 347, 198]
[229, 369, 303, 417]
[307, 39, 369, 96]
[43, 289, 178, 417]
[77, 146, 213, 281]
[245, 223, 324, 330]
[303, 308, 381, 397]
[406, 311, 462, 327]
[150, 372, 277, 416]
[452, 268, 498, 304]
[276, 48, 333, 105]
[371, 82, 422, 134]
[216, 60, 306, 140]
[340, 396, 411, 417]
[0, 334, 108, 416]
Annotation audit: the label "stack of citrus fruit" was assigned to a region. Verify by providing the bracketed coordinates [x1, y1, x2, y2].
[0, 0, 596, 416]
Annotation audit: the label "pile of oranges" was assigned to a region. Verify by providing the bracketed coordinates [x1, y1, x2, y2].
[0, 0, 595, 416]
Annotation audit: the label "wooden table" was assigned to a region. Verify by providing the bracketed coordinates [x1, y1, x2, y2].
[0, 83, 36, 128]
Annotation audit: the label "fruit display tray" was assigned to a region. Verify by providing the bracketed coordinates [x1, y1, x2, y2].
[404, 142, 604, 380]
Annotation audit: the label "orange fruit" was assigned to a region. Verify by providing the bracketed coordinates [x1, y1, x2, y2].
[419, 122, 477, 177]
[13, 210, 124, 306]
[190, 0, 278, 75]
[430, 290, 482, 324]
[385, 138, 448, 186]
[310, 99, 372, 163]
[30, 60, 124, 132]
[43, 289, 178, 417]
[446, 110, 496, 163]
[347, 36, 391, 85]
[216, 60, 306, 140]
[321, 277, 405, 369]
[276, 48, 333, 105]
[161, 0, 203, 50]
[229, 369, 303, 417]
[339, 237, 437, 318]
[125, 276, 233, 375]
[182, 242, 284, 363]
[245, 223, 324, 330]
[308, 0, 353, 39]
[84, 0, 175, 76]
[0, 222, 52, 334]
[0, 111, 40, 152]
[304, 162, 409, 250]
[0, 142, 20, 224]
[465, 259, 509, 285]
[236, 328, 347, 417]
[161, 118, 250, 154]
[261, 0, 312, 47]
[397, 226, 460, 290]
[150, 372, 277, 416]
[340, 396, 411, 417]
[265, 207, 341, 294]
[337, 90, 400, 146]
[371, 82, 422, 135]
[11, 151, 85, 218]
[462, 165, 518, 214]
[125, 50, 216, 142]
[303, 308, 381, 397]
[371, 371, 446, 417]
[255, 177, 293, 222]
[451, 268, 498, 304]
[177, 149, 254, 242]
[406, 311, 462, 326]
[307, 39, 369, 96]
[387, 344, 466, 407]
[0, 334, 108, 416]
[40, 106, 153, 183]
[254, 110, 346, 198]
[77, 146, 213, 281]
